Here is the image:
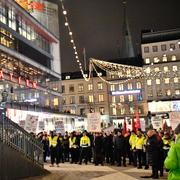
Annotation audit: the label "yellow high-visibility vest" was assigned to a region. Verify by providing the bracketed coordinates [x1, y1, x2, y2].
[135, 136, 145, 150]
[49, 136, 58, 147]
[69, 137, 77, 148]
[80, 136, 90, 147]
[129, 134, 137, 150]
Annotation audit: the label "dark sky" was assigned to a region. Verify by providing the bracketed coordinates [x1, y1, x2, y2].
[59, 0, 180, 73]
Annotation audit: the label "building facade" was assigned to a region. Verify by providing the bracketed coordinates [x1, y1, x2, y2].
[61, 72, 109, 117]
[0, 0, 62, 111]
[141, 29, 180, 115]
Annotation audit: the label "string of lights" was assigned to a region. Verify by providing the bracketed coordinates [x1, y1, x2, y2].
[60, 0, 91, 82]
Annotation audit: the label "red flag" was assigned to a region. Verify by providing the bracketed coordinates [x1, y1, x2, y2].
[132, 113, 136, 132]
[163, 120, 167, 132]
[123, 113, 127, 135]
[136, 110, 141, 131]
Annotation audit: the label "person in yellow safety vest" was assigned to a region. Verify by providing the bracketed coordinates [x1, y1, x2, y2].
[135, 130, 145, 169]
[69, 132, 78, 163]
[129, 130, 137, 166]
[79, 131, 91, 165]
[49, 131, 58, 167]
[162, 132, 174, 161]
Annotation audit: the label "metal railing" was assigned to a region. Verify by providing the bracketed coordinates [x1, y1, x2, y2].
[0, 110, 44, 167]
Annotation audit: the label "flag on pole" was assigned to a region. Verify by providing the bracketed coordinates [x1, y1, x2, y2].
[163, 120, 167, 132]
[132, 113, 136, 132]
[136, 110, 141, 131]
[123, 113, 127, 135]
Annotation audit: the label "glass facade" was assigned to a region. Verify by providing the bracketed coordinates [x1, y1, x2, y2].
[0, 1, 50, 53]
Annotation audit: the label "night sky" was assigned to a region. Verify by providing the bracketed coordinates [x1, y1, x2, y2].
[59, 0, 180, 73]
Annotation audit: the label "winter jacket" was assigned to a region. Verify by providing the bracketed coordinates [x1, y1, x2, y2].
[164, 134, 180, 180]
[114, 135, 125, 151]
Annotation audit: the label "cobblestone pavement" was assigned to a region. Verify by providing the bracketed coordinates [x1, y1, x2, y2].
[25, 163, 168, 180]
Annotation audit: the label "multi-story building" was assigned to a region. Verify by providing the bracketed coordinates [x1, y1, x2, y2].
[141, 28, 180, 115]
[61, 71, 109, 119]
[0, 0, 61, 111]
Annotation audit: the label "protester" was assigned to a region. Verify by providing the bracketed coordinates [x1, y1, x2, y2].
[69, 132, 78, 164]
[164, 123, 180, 180]
[41, 134, 49, 163]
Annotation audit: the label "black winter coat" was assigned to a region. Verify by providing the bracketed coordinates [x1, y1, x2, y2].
[114, 135, 125, 151]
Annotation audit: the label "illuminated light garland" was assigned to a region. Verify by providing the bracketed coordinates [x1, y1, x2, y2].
[60, 0, 91, 81]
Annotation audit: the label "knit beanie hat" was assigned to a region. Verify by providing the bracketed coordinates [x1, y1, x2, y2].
[174, 123, 180, 134]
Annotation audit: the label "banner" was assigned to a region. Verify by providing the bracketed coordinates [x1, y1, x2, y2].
[55, 121, 65, 134]
[19, 120, 25, 129]
[151, 116, 162, 130]
[169, 111, 180, 130]
[24, 114, 38, 133]
[103, 125, 115, 133]
[87, 113, 101, 132]
[38, 121, 45, 131]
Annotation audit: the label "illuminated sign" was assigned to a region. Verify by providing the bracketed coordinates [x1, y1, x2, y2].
[15, 0, 45, 12]
[111, 90, 141, 95]
[0, 70, 37, 89]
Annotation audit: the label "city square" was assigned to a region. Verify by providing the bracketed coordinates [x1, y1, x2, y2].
[0, 0, 180, 180]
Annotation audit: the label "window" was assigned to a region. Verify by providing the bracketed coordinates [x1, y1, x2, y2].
[146, 67, 151, 74]
[166, 90, 171, 96]
[175, 90, 180, 95]
[119, 84, 123, 91]
[78, 84, 84, 92]
[62, 97, 66, 105]
[88, 95, 94, 103]
[70, 108, 76, 114]
[98, 94, 104, 102]
[174, 77, 179, 83]
[164, 66, 169, 72]
[171, 55, 176, 61]
[120, 95, 124, 102]
[88, 83, 93, 91]
[152, 46, 158, 52]
[0, 3, 6, 24]
[147, 79, 152, 86]
[136, 82, 141, 89]
[69, 85, 74, 92]
[62, 85, 65, 93]
[53, 98, 59, 106]
[148, 90, 153, 97]
[128, 83, 133, 90]
[99, 107, 105, 115]
[145, 58, 150, 64]
[70, 96, 75, 104]
[162, 55, 167, 62]
[157, 90, 163, 96]
[172, 66, 178, 72]
[161, 44, 167, 51]
[8, 7, 16, 30]
[112, 96, 116, 103]
[120, 108, 125, 115]
[79, 96, 85, 103]
[80, 108, 85, 116]
[112, 107, 117, 115]
[144, 46, 149, 53]
[170, 43, 175, 50]
[65, 76, 70, 80]
[165, 78, 170, 84]
[154, 57, 159, 63]
[128, 95, 133, 102]
[154, 67, 160, 72]
[97, 82, 103, 90]
[156, 79, 161, 85]
[110, 84, 115, 91]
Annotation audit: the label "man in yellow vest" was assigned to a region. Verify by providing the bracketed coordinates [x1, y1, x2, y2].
[69, 132, 78, 163]
[49, 131, 58, 167]
[129, 130, 137, 166]
[79, 131, 90, 165]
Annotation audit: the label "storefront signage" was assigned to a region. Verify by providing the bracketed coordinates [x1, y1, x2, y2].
[111, 89, 141, 95]
[0, 70, 37, 89]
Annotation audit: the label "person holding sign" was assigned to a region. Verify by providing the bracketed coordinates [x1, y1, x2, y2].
[79, 131, 91, 165]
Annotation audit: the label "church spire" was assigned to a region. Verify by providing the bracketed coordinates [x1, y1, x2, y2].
[120, 0, 135, 58]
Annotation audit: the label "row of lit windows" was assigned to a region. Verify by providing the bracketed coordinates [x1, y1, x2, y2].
[111, 94, 142, 103]
[148, 89, 180, 97]
[110, 82, 142, 91]
[0, 3, 50, 53]
[146, 65, 179, 73]
[147, 77, 179, 85]
[144, 43, 180, 53]
[62, 82, 104, 93]
[63, 94, 105, 105]
[145, 55, 177, 64]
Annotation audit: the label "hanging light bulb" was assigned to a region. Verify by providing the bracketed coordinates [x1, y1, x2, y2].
[70, 39, 74, 43]
[77, 60, 79, 63]
[65, 22, 68, 26]
[69, 32, 72, 35]
[76, 56, 78, 59]
[73, 46, 76, 49]
[75, 52, 77, 55]
[63, 10, 67, 15]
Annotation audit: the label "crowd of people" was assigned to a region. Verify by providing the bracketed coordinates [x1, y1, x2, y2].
[37, 123, 180, 180]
